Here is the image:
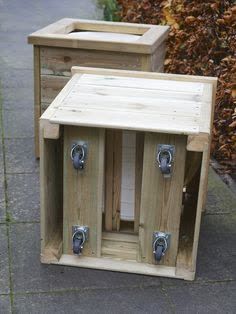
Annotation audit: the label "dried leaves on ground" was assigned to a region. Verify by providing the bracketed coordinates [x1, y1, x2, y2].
[117, 0, 236, 174]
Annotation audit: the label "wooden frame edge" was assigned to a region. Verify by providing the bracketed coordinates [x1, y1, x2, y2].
[40, 254, 195, 280]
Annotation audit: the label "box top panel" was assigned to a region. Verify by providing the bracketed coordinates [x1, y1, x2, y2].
[28, 18, 169, 54]
[42, 68, 216, 136]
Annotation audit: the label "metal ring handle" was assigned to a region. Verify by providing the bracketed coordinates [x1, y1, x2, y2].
[70, 144, 85, 161]
[157, 150, 172, 166]
[153, 236, 168, 254]
[72, 230, 86, 248]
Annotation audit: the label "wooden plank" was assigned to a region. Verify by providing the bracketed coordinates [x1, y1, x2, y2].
[34, 46, 41, 158]
[40, 47, 143, 76]
[151, 42, 167, 72]
[63, 126, 105, 257]
[28, 18, 151, 41]
[139, 133, 186, 266]
[54, 254, 194, 280]
[40, 119, 63, 263]
[56, 92, 201, 117]
[50, 105, 200, 135]
[112, 130, 122, 231]
[104, 129, 122, 231]
[71, 67, 217, 87]
[41, 75, 69, 105]
[78, 74, 204, 93]
[102, 232, 138, 260]
[134, 132, 144, 233]
[105, 130, 114, 231]
[28, 19, 169, 54]
[190, 146, 209, 272]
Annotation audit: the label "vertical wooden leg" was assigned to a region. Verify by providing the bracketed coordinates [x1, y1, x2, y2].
[134, 132, 144, 233]
[105, 130, 114, 231]
[34, 46, 41, 158]
[63, 126, 105, 257]
[104, 129, 122, 232]
[112, 130, 122, 231]
[138, 133, 186, 266]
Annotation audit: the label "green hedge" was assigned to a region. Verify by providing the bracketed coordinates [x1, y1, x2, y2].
[98, 0, 120, 21]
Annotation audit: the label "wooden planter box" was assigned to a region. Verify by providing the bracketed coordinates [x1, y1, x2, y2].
[40, 67, 217, 280]
[28, 18, 169, 157]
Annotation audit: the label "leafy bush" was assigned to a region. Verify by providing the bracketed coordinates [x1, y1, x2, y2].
[99, 0, 120, 21]
[117, 0, 236, 174]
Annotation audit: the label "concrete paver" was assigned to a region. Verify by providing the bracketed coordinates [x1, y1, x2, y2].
[0, 295, 11, 314]
[6, 173, 40, 222]
[0, 225, 10, 294]
[206, 168, 236, 214]
[0, 175, 6, 222]
[3, 110, 34, 138]
[13, 287, 172, 314]
[164, 281, 236, 313]
[4, 138, 39, 174]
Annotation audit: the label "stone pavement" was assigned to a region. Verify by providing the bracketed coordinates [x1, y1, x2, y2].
[0, 1, 235, 313]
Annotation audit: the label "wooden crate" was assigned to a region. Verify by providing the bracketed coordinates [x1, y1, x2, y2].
[40, 67, 217, 280]
[28, 18, 169, 158]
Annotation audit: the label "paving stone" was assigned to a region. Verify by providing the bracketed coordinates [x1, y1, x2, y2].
[3, 110, 33, 138]
[0, 174, 6, 222]
[0, 68, 33, 89]
[13, 286, 171, 314]
[5, 138, 39, 173]
[10, 223, 162, 294]
[195, 213, 236, 282]
[0, 295, 11, 314]
[0, 225, 10, 294]
[206, 168, 236, 214]
[6, 173, 40, 222]
[165, 281, 236, 314]
[2, 87, 33, 110]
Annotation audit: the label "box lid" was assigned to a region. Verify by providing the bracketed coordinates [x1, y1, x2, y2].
[28, 18, 169, 54]
[42, 67, 216, 136]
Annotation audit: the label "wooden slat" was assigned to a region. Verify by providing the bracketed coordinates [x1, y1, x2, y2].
[41, 75, 69, 105]
[50, 106, 200, 135]
[63, 126, 105, 257]
[138, 133, 186, 266]
[134, 132, 144, 233]
[78, 74, 204, 93]
[112, 130, 122, 231]
[40, 119, 63, 263]
[34, 46, 41, 158]
[55, 254, 194, 280]
[28, 18, 169, 54]
[40, 47, 142, 76]
[105, 130, 114, 231]
[102, 232, 138, 260]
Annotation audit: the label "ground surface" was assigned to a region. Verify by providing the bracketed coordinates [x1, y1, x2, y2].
[0, 1, 235, 313]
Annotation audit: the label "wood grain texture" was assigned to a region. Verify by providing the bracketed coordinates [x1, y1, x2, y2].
[28, 18, 169, 54]
[34, 46, 41, 158]
[63, 126, 105, 257]
[40, 47, 143, 76]
[134, 132, 144, 233]
[40, 119, 63, 262]
[139, 133, 186, 266]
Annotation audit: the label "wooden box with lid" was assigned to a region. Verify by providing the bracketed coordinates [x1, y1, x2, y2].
[40, 67, 217, 280]
[28, 18, 169, 157]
